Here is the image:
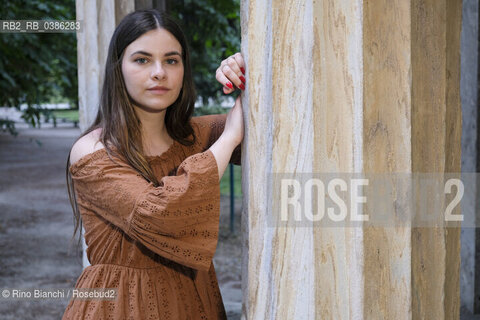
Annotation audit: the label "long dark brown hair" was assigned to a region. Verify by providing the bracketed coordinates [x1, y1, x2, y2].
[66, 9, 197, 248]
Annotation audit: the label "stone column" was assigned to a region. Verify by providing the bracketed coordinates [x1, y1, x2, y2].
[460, 0, 479, 314]
[240, 0, 463, 319]
[76, 0, 134, 268]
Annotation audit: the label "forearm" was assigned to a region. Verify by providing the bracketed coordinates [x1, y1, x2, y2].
[209, 135, 239, 181]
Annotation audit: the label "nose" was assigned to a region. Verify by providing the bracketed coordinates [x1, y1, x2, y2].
[151, 61, 166, 80]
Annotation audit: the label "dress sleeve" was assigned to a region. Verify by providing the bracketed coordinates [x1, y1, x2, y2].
[70, 149, 220, 271]
[193, 114, 242, 166]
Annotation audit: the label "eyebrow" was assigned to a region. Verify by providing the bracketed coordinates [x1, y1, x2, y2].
[130, 50, 182, 57]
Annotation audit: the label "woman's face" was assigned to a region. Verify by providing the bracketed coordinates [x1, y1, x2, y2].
[121, 28, 184, 113]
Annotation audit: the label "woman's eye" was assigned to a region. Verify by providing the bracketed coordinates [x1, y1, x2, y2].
[167, 59, 178, 65]
[134, 58, 148, 64]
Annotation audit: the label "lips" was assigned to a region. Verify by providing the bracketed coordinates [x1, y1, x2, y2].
[148, 86, 170, 90]
[147, 86, 170, 94]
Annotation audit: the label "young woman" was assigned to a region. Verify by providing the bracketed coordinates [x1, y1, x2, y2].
[63, 9, 245, 319]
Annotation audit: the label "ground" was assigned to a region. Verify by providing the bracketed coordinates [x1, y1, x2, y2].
[0, 124, 242, 319]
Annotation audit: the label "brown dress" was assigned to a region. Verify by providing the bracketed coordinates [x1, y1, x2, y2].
[62, 114, 240, 320]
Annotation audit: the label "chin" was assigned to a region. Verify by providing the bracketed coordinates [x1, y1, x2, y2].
[133, 100, 171, 113]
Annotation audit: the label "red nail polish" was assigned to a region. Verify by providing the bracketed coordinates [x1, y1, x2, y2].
[239, 83, 245, 90]
[226, 82, 233, 89]
[240, 75, 246, 83]
[240, 67, 245, 74]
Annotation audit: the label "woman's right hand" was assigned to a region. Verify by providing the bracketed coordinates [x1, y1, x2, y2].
[222, 96, 244, 147]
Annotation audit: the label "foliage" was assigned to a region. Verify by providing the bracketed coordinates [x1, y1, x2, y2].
[52, 109, 79, 122]
[193, 105, 229, 116]
[167, 0, 241, 105]
[0, 0, 77, 129]
[0, 119, 18, 136]
[0, 0, 241, 134]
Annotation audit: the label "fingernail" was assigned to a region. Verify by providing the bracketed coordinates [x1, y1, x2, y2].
[239, 75, 246, 83]
[240, 67, 245, 74]
[239, 83, 245, 90]
[226, 82, 233, 89]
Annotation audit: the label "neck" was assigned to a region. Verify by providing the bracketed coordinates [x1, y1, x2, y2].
[134, 106, 173, 153]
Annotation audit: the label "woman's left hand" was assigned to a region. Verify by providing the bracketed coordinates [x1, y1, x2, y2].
[216, 52, 246, 94]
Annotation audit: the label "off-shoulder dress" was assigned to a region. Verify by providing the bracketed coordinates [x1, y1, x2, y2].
[62, 114, 241, 320]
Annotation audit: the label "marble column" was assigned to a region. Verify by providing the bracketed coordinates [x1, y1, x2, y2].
[240, 0, 463, 318]
[460, 0, 479, 314]
[75, 0, 134, 268]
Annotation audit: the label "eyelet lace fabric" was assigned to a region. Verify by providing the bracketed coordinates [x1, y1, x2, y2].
[62, 114, 240, 320]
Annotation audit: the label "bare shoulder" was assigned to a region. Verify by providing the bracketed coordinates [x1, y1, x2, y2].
[69, 128, 105, 166]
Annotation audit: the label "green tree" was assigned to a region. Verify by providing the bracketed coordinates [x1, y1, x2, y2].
[0, 0, 241, 135]
[167, 0, 241, 105]
[0, 0, 77, 134]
